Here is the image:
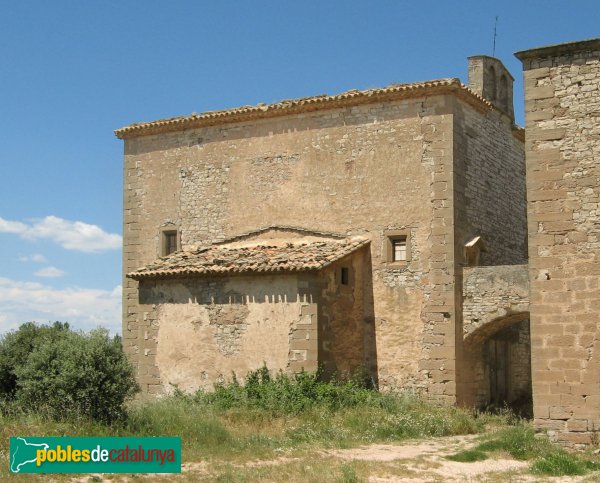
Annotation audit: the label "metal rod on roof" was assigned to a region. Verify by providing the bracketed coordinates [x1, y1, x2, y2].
[493, 15, 499, 57]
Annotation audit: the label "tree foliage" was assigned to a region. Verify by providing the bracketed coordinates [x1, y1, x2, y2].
[0, 322, 138, 422]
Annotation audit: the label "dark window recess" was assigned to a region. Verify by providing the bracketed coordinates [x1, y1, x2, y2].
[341, 267, 350, 285]
[164, 231, 178, 255]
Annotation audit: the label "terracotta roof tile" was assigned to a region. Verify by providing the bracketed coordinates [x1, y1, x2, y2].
[115, 78, 497, 139]
[127, 238, 370, 280]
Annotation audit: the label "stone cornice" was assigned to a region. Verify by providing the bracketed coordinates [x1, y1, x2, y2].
[515, 38, 600, 64]
[115, 78, 496, 140]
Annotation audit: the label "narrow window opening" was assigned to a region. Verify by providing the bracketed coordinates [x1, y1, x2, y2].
[341, 267, 350, 285]
[163, 231, 178, 256]
[499, 74, 509, 112]
[487, 65, 497, 102]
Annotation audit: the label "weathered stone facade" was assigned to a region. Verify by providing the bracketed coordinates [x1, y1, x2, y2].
[461, 265, 530, 408]
[516, 39, 600, 446]
[117, 57, 527, 407]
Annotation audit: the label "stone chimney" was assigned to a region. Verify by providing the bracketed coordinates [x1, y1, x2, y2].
[468, 56, 515, 121]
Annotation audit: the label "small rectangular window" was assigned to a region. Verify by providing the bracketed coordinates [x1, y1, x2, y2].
[392, 238, 407, 262]
[163, 231, 178, 256]
[341, 267, 349, 285]
[384, 230, 411, 263]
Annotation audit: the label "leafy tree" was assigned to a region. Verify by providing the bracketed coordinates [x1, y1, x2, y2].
[0, 321, 70, 398]
[0, 322, 138, 423]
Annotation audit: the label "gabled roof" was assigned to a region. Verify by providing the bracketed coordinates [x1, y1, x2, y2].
[213, 225, 347, 244]
[115, 78, 495, 139]
[127, 237, 370, 281]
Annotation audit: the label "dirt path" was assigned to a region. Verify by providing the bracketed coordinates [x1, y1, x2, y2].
[320, 435, 589, 482]
[323, 434, 527, 482]
[71, 435, 595, 482]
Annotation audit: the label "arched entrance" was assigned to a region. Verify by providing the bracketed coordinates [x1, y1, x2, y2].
[462, 313, 532, 416]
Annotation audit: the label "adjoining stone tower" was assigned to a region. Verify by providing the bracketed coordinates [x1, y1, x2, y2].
[468, 56, 515, 121]
[516, 38, 600, 446]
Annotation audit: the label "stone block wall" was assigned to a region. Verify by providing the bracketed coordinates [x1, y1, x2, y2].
[462, 265, 530, 342]
[460, 265, 530, 407]
[517, 39, 600, 446]
[452, 87, 527, 406]
[122, 96, 452, 395]
[453, 102, 527, 267]
[120, 73, 525, 402]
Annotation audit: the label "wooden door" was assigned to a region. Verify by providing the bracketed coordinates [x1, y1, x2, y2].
[489, 338, 509, 405]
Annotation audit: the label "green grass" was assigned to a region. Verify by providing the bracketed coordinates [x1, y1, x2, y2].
[476, 424, 547, 460]
[446, 448, 489, 462]
[1, 367, 502, 479]
[531, 451, 600, 476]
[3, 367, 599, 480]
[446, 424, 600, 477]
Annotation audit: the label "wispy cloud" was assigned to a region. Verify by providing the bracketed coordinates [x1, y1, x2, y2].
[0, 277, 122, 334]
[34, 266, 65, 278]
[0, 215, 121, 253]
[18, 253, 47, 263]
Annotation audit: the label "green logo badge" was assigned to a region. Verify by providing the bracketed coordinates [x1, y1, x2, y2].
[10, 437, 181, 474]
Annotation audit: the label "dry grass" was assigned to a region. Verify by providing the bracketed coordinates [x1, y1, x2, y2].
[3, 370, 600, 481]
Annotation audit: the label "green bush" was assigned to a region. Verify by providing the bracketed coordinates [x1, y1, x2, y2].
[191, 366, 382, 415]
[0, 322, 138, 423]
[0, 321, 70, 398]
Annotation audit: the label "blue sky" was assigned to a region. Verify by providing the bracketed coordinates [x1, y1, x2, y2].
[0, 1, 597, 334]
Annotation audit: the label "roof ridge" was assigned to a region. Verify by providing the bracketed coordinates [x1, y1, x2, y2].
[114, 77, 498, 139]
[212, 225, 347, 245]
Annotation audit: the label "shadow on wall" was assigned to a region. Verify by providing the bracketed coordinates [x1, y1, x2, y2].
[460, 313, 532, 417]
[317, 249, 379, 387]
[138, 263, 379, 388]
[139, 275, 309, 306]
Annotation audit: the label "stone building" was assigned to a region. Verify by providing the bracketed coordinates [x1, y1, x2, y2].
[516, 38, 600, 445]
[116, 55, 529, 410]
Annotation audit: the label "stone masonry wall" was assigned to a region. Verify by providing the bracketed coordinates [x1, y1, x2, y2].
[318, 248, 372, 380]
[122, 95, 459, 396]
[454, 102, 527, 267]
[137, 273, 317, 393]
[451, 93, 527, 406]
[518, 39, 600, 446]
[460, 264, 530, 407]
[462, 265, 530, 342]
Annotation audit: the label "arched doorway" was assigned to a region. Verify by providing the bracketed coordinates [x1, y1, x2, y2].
[461, 312, 532, 417]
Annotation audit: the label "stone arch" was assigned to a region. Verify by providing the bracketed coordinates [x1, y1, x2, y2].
[460, 312, 532, 415]
[464, 311, 530, 349]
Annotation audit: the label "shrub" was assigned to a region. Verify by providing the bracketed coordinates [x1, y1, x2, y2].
[193, 366, 380, 415]
[1, 322, 138, 423]
[0, 321, 70, 399]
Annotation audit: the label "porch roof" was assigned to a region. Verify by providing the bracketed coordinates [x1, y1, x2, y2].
[127, 237, 369, 280]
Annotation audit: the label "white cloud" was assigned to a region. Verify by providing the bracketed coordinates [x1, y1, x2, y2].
[0, 277, 122, 335]
[18, 253, 47, 263]
[0, 215, 121, 253]
[34, 266, 65, 278]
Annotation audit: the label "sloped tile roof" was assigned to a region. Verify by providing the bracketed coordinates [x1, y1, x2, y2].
[127, 238, 370, 280]
[115, 78, 495, 139]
